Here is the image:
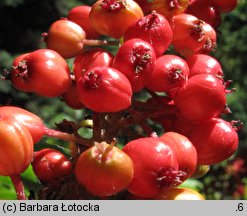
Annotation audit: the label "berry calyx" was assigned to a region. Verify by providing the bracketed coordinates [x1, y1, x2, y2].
[100, 0, 126, 12]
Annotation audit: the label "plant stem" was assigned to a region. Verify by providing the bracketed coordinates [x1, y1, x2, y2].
[83, 39, 119, 47]
[10, 174, 27, 200]
[43, 127, 92, 147]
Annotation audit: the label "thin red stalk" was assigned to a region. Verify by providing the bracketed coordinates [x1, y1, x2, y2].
[10, 174, 27, 200]
[43, 127, 91, 147]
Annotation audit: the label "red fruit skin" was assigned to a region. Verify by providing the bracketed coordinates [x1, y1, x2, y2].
[89, 0, 144, 38]
[77, 66, 132, 112]
[185, 0, 222, 28]
[0, 117, 33, 176]
[0, 106, 44, 143]
[11, 53, 32, 92]
[32, 148, 72, 182]
[171, 14, 210, 57]
[151, 0, 189, 21]
[186, 54, 223, 78]
[62, 81, 85, 110]
[160, 132, 197, 182]
[134, 0, 152, 14]
[68, 5, 101, 39]
[123, 137, 179, 198]
[113, 38, 156, 92]
[44, 19, 86, 58]
[189, 118, 239, 165]
[12, 49, 71, 98]
[211, 0, 238, 13]
[124, 11, 172, 56]
[75, 142, 134, 197]
[145, 54, 189, 93]
[174, 74, 226, 122]
[73, 48, 114, 83]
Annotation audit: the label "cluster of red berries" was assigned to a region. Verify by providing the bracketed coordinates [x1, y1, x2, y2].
[0, 0, 240, 200]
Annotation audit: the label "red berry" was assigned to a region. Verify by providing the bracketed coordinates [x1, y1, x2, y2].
[32, 148, 72, 182]
[185, 0, 222, 28]
[73, 48, 113, 83]
[151, 0, 189, 20]
[174, 74, 226, 121]
[186, 54, 223, 78]
[160, 132, 197, 182]
[113, 38, 156, 92]
[61, 81, 85, 110]
[68, 5, 101, 39]
[44, 19, 86, 58]
[77, 66, 132, 112]
[145, 54, 189, 93]
[189, 118, 239, 165]
[11, 49, 71, 97]
[211, 0, 238, 13]
[124, 11, 172, 56]
[0, 106, 44, 143]
[123, 137, 179, 198]
[0, 117, 33, 176]
[89, 0, 144, 38]
[75, 141, 134, 197]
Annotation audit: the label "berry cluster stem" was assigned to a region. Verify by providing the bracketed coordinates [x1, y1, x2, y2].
[10, 174, 27, 200]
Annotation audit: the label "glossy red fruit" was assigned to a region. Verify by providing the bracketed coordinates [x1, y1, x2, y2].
[124, 11, 172, 56]
[171, 14, 212, 57]
[113, 38, 156, 92]
[44, 19, 86, 58]
[174, 74, 226, 122]
[145, 54, 189, 93]
[75, 141, 134, 197]
[77, 66, 132, 112]
[61, 81, 85, 110]
[155, 187, 205, 200]
[0, 117, 33, 176]
[211, 0, 238, 13]
[186, 54, 223, 79]
[11, 49, 71, 97]
[68, 5, 101, 39]
[11, 53, 31, 92]
[0, 106, 44, 143]
[123, 137, 179, 198]
[160, 132, 197, 182]
[134, 0, 152, 14]
[89, 0, 144, 38]
[189, 118, 239, 165]
[73, 48, 114, 83]
[151, 0, 189, 20]
[32, 148, 72, 182]
[185, 0, 221, 28]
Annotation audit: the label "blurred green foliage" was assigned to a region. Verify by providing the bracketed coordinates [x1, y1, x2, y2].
[0, 0, 246, 200]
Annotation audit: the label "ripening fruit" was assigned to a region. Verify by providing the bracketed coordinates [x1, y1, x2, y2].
[191, 165, 210, 178]
[73, 48, 114, 83]
[11, 49, 71, 98]
[174, 74, 226, 122]
[155, 187, 205, 200]
[0, 106, 44, 143]
[124, 11, 173, 56]
[44, 19, 86, 58]
[61, 81, 85, 110]
[151, 0, 189, 20]
[185, 0, 222, 28]
[186, 54, 223, 79]
[171, 14, 215, 57]
[113, 38, 156, 92]
[123, 137, 179, 198]
[77, 66, 132, 112]
[211, 0, 238, 13]
[75, 141, 134, 197]
[189, 118, 239, 165]
[145, 54, 189, 93]
[89, 0, 144, 38]
[68, 5, 101, 39]
[32, 148, 72, 182]
[160, 132, 197, 183]
[0, 117, 33, 176]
